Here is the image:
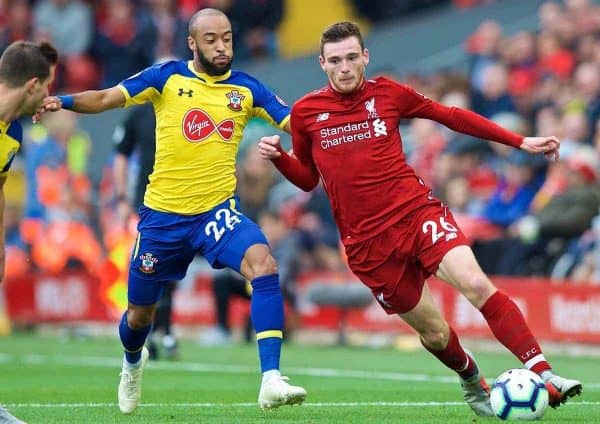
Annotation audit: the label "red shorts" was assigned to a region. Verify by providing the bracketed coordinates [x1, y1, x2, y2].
[345, 202, 469, 314]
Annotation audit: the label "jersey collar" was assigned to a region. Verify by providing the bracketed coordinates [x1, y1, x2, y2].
[187, 61, 231, 83]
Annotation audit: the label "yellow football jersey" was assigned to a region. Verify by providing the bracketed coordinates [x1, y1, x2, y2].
[118, 60, 290, 215]
[0, 120, 22, 177]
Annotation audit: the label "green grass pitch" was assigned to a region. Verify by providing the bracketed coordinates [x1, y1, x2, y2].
[1, 334, 598, 423]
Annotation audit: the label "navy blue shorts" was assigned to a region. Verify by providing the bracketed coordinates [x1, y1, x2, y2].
[127, 197, 268, 305]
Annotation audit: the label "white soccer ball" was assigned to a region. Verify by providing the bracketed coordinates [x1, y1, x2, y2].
[490, 369, 549, 420]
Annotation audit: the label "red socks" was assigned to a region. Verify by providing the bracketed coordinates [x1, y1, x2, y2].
[422, 327, 476, 380]
[480, 291, 551, 375]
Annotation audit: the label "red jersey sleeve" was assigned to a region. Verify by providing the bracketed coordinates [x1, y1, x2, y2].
[290, 105, 315, 165]
[394, 82, 524, 148]
[270, 104, 320, 191]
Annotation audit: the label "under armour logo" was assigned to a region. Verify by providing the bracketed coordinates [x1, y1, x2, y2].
[178, 88, 193, 97]
[373, 118, 388, 137]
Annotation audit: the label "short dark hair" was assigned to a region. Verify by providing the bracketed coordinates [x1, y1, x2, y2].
[0, 41, 58, 87]
[320, 22, 364, 55]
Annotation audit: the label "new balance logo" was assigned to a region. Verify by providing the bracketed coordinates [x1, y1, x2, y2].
[376, 292, 392, 308]
[373, 118, 388, 137]
[316, 112, 330, 122]
[178, 88, 193, 97]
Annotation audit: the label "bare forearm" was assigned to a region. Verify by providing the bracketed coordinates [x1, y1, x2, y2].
[71, 89, 125, 113]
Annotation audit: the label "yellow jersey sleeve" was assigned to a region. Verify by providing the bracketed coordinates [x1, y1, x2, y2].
[118, 62, 176, 107]
[0, 120, 22, 177]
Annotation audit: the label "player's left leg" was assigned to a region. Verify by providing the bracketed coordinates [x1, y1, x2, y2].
[118, 207, 197, 414]
[436, 245, 583, 407]
[118, 302, 154, 414]
[399, 283, 494, 417]
[205, 200, 306, 410]
[239, 244, 307, 410]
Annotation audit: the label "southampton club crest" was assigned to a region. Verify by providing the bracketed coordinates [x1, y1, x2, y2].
[226, 90, 245, 111]
[139, 252, 158, 274]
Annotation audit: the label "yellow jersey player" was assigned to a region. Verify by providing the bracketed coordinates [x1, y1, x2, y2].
[39, 8, 306, 414]
[0, 40, 58, 424]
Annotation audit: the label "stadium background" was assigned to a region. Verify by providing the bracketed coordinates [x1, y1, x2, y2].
[1, 0, 600, 347]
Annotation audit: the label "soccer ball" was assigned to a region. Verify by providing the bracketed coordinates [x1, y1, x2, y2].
[490, 369, 549, 420]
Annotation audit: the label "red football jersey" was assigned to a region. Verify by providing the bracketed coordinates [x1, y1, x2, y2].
[289, 76, 523, 245]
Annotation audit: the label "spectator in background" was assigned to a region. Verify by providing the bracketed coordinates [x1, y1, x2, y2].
[0, 0, 33, 53]
[33, 0, 94, 90]
[23, 109, 90, 220]
[227, 0, 284, 60]
[471, 63, 517, 118]
[572, 62, 600, 142]
[466, 20, 503, 93]
[22, 110, 98, 276]
[536, 30, 576, 81]
[505, 145, 600, 276]
[92, 0, 157, 87]
[33, 0, 93, 56]
[146, 0, 191, 59]
[473, 150, 547, 274]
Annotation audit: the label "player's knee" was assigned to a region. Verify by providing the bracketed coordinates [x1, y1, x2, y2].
[421, 327, 449, 350]
[126, 306, 154, 329]
[463, 273, 495, 307]
[248, 253, 278, 279]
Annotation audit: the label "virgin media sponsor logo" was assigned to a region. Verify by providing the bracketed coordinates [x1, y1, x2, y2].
[550, 295, 600, 332]
[182, 109, 235, 142]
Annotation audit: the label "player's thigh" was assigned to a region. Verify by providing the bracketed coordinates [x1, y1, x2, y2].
[196, 197, 269, 275]
[128, 216, 196, 306]
[399, 283, 448, 338]
[436, 245, 496, 308]
[346, 234, 427, 315]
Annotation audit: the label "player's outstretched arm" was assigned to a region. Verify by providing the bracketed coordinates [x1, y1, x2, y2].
[259, 135, 319, 191]
[519, 136, 560, 162]
[39, 86, 126, 115]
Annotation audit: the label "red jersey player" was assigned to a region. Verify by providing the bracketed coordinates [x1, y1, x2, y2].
[258, 21, 582, 416]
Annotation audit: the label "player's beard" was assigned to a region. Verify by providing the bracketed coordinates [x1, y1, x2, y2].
[197, 47, 232, 76]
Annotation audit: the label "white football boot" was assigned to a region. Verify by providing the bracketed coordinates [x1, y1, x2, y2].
[459, 350, 494, 417]
[544, 374, 583, 408]
[258, 373, 307, 410]
[0, 406, 25, 424]
[118, 346, 149, 414]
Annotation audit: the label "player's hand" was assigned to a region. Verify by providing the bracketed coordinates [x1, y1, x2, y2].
[33, 96, 63, 123]
[520, 136, 560, 162]
[258, 135, 282, 160]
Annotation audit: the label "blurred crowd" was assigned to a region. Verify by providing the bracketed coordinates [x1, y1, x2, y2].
[4, 0, 600, 291]
[0, 0, 286, 92]
[401, 0, 600, 283]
